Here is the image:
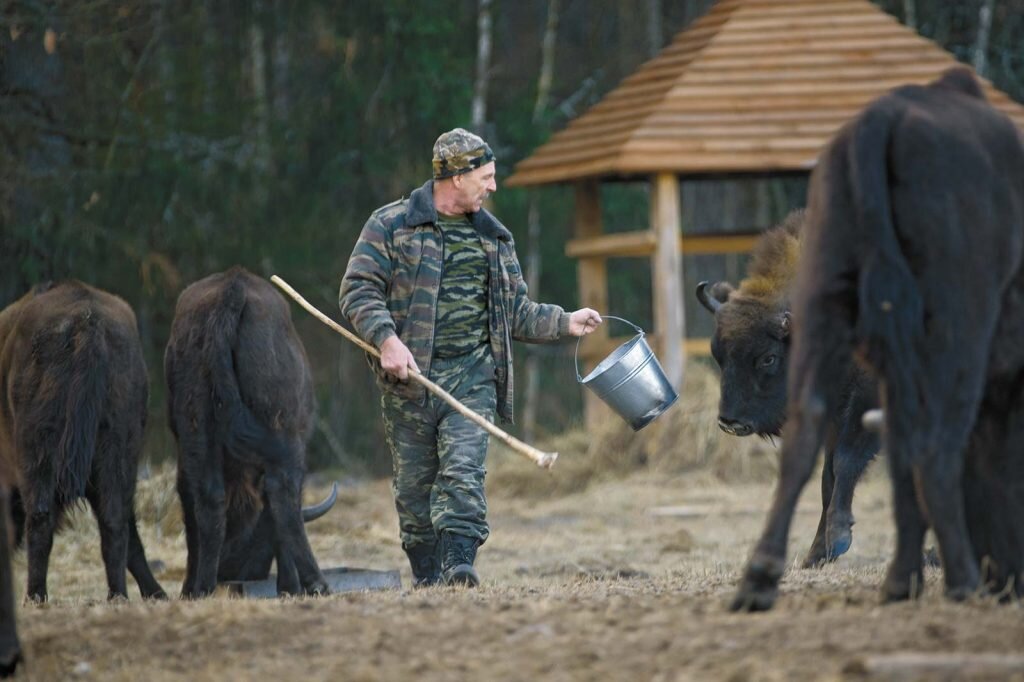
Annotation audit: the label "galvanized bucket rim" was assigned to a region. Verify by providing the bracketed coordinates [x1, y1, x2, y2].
[574, 315, 646, 384]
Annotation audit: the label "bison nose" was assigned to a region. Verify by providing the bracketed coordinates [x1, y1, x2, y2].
[718, 417, 753, 437]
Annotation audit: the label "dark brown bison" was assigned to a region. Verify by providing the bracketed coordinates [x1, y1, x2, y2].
[731, 66, 1024, 612]
[165, 267, 331, 597]
[0, 487, 21, 677]
[697, 210, 879, 567]
[0, 282, 167, 603]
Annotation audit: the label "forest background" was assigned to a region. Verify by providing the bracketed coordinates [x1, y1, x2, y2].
[3, 0, 1022, 474]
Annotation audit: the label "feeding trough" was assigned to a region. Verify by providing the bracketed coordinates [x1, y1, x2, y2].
[222, 566, 402, 599]
[576, 316, 679, 431]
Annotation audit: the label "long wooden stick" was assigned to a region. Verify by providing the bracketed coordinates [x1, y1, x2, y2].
[271, 276, 558, 469]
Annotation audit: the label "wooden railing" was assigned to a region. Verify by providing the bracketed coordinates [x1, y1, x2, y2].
[566, 229, 759, 259]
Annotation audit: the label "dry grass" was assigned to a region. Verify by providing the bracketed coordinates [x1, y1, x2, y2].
[489, 361, 780, 498]
[7, 366, 1024, 681]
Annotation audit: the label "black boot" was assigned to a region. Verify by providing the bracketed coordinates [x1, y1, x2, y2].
[440, 531, 480, 587]
[404, 541, 441, 588]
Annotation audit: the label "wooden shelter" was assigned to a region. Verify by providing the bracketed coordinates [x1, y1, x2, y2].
[505, 0, 1024, 425]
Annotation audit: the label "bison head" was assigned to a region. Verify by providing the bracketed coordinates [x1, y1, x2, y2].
[697, 281, 790, 438]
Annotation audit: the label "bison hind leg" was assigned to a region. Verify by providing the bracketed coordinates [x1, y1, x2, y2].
[23, 494, 58, 604]
[85, 486, 130, 601]
[881, 460, 927, 603]
[126, 513, 167, 600]
[274, 548, 301, 597]
[262, 468, 329, 597]
[217, 506, 276, 582]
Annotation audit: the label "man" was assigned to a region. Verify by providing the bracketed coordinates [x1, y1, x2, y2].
[340, 128, 601, 588]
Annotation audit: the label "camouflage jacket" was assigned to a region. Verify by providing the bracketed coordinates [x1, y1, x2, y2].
[339, 180, 570, 423]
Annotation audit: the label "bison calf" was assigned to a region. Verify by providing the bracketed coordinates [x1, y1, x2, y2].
[697, 210, 879, 566]
[165, 267, 330, 597]
[0, 282, 167, 603]
[732, 67, 1024, 611]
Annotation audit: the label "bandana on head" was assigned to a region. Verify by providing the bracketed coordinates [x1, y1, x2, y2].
[432, 128, 496, 180]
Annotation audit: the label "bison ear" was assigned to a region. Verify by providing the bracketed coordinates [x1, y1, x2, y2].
[774, 311, 792, 339]
[696, 281, 734, 314]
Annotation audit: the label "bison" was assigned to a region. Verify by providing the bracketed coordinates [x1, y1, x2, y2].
[696, 210, 879, 567]
[165, 267, 331, 597]
[0, 281, 167, 603]
[731, 66, 1024, 612]
[0, 487, 21, 677]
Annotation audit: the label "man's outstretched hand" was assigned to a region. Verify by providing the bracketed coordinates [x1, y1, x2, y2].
[380, 335, 419, 381]
[568, 308, 603, 337]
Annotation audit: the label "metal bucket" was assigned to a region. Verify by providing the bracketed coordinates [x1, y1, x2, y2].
[575, 316, 679, 431]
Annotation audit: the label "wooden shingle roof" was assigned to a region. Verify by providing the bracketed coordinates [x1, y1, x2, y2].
[506, 0, 1024, 187]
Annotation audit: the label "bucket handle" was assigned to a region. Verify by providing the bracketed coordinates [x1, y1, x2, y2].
[574, 315, 645, 383]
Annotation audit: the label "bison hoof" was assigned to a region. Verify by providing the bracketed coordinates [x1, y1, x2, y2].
[145, 589, 170, 601]
[305, 581, 330, 597]
[729, 554, 785, 612]
[801, 542, 832, 569]
[729, 584, 778, 612]
[881, 568, 924, 603]
[0, 648, 23, 679]
[945, 585, 975, 602]
[24, 592, 46, 606]
[827, 532, 852, 561]
[181, 588, 215, 600]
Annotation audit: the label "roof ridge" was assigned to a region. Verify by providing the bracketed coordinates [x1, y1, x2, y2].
[618, 1, 746, 168]
[506, 0, 1024, 187]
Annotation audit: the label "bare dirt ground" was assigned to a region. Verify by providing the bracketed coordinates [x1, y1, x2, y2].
[8, 367, 1024, 681]
[10, 464, 1024, 681]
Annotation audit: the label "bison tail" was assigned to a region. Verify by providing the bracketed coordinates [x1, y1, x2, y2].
[56, 310, 109, 505]
[851, 106, 925, 448]
[206, 275, 291, 467]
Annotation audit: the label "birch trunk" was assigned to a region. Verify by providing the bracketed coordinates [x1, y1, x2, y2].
[472, 0, 493, 132]
[522, 0, 560, 441]
[902, 0, 917, 31]
[646, 0, 662, 58]
[973, 0, 995, 77]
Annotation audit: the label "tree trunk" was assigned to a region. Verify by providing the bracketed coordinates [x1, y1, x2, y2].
[902, 0, 917, 31]
[973, 0, 995, 77]
[646, 0, 662, 58]
[522, 0, 560, 442]
[472, 0, 493, 133]
[272, 1, 291, 126]
[248, 0, 272, 190]
[532, 0, 559, 122]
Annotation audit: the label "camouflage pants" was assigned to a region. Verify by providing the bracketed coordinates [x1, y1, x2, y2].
[381, 344, 495, 550]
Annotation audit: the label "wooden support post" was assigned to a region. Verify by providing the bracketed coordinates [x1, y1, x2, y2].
[573, 180, 611, 428]
[650, 172, 684, 388]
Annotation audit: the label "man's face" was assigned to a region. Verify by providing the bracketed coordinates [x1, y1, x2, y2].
[454, 162, 497, 213]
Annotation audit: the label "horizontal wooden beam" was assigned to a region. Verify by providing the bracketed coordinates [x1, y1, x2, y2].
[684, 338, 711, 356]
[566, 230, 759, 259]
[566, 230, 657, 258]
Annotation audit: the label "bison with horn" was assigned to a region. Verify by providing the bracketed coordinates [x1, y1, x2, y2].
[165, 267, 333, 597]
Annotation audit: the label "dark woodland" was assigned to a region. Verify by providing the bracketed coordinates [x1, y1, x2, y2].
[3, 0, 1023, 473]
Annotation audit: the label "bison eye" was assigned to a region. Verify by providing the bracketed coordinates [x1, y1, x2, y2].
[758, 354, 777, 369]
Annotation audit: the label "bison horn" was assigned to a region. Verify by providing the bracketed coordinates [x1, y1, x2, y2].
[696, 281, 722, 313]
[302, 481, 339, 522]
